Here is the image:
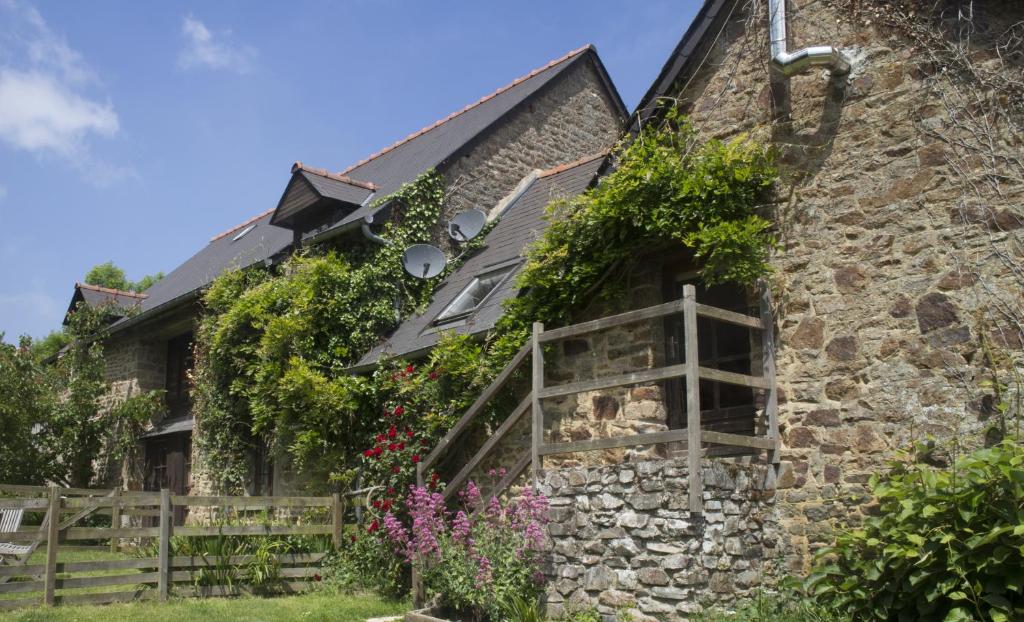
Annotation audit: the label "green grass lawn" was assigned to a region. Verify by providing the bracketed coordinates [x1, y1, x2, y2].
[0, 591, 409, 622]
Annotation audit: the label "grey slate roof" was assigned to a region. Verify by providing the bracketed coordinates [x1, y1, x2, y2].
[109, 210, 293, 332]
[354, 153, 607, 369]
[315, 45, 623, 236]
[139, 417, 194, 439]
[65, 283, 147, 325]
[300, 170, 376, 206]
[106, 46, 621, 335]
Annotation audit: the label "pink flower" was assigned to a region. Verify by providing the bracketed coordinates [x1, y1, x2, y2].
[452, 510, 472, 544]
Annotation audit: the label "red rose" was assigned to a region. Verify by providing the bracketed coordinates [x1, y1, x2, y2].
[372, 500, 381, 509]
[392, 466, 401, 474]
[429, 371, 439, 380]
[368, 520, 379, 533]
[388, 426, 397, 439]
[393, 406, 405, 416]
[388, 443, 397, 451]
[363, 449, 374, 458]
[376, 434, 385, 443]
[387, 487, 395, 495]
[411, 454, 421, 464]
[405, 364, 415, 374]
[406, 429, 414, 438]
[373, 447, 383, 457]
[397, 442, 405, 450]
[350, 535, 357, 543]
[382, 500, 392, 511]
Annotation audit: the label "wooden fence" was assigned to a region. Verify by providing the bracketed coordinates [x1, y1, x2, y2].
[0, 484, 361, 610]
[417, 284, 780, 514]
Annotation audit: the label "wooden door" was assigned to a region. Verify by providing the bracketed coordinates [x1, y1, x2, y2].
[143, 434, 191, 524]
[662, 271, 756, 435]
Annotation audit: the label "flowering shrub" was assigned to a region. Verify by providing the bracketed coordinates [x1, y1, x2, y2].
[383, 480, 550, 621]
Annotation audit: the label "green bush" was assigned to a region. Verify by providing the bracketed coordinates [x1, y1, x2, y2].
[320, 531, 408, 599]
[807, 440, 1024, 621]
[695, 589, 842, 621]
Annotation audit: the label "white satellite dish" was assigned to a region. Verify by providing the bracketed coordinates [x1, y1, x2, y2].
[448, 209, 487, 242]
[402, 244, 447, 279]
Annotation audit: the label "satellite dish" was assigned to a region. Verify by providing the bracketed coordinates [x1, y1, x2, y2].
[448, 209, 487, 242]
[402, 244, 446, 279]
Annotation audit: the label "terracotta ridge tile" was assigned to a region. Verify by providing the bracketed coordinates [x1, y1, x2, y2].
[209, 207, 275, 242]
[291, 162, 378, 191]
[337, 44, 594, 176]
[75, 282, 149, 299]
[537, 151, 609, 178]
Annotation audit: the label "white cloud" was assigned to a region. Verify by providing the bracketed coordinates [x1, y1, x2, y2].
[178, 16, 256, 74]
[0, 1, 127, 185]
[0, 69, 117, 155]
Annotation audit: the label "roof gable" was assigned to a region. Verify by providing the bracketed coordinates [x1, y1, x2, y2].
[322, 45, 624, 235]
[65, 283, 147, 325]
[270, 163, 378, 229]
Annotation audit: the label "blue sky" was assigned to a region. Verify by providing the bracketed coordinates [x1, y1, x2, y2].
[0, 0, 699, 342]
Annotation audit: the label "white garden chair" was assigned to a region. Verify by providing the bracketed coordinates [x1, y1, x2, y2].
[0, 508, 32, 560]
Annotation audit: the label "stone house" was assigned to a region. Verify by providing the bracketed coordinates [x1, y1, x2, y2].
[498, 0, 1022, 618]
[60, 1, 1024, 616]
[74, 45, 626, 498]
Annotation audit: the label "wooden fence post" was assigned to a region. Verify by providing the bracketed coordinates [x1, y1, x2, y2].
[682, 285, 703, 515]
[109, 488, 121, 553]
[43, 486, 60, 606]
[158, 489, 170, 601]
[761, 286, 781, 487]
[331, 493, 342, 549]
[531, 322, 544, 490]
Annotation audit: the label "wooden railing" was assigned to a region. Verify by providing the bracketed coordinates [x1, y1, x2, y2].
[0, 485, 360, 610]
[418, 284, 780, 515]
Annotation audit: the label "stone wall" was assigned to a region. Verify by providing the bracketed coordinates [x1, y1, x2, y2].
[541, 457, 782, 621]
[655, 0, 1024, 572]
[441, 55, 623, 240]
[102, 332, 166, 403]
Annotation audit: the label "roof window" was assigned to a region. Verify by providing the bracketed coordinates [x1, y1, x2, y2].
[231, 224, 257, 242]
[435, 265, 515, 324]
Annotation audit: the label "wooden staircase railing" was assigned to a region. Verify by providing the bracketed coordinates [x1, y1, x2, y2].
[419, 284, 781, 513]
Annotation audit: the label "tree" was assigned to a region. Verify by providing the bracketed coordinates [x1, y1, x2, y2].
[132, 271, 165, 292]
[84, 261, 164, 293]
[31, 330, 72, 362]
[0, 335, 56, 484]
[85, 261, 130, 291]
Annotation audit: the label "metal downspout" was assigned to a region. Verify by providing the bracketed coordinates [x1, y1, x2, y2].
[768, 0, 851, 77]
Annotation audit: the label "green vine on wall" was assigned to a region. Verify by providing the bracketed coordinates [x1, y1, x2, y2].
[490, 113, 777, 360]
[192, 118, 779, 495]
[192, 171, 454, 491]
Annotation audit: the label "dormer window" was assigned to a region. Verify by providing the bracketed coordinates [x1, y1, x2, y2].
[435, 265, 515, 324]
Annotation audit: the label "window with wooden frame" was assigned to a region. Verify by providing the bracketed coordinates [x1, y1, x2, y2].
[165, 332, 194, 418]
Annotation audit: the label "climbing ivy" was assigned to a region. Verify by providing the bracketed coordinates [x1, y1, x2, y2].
[490, 113, 777, 360]
[192, 171, 452, 491]
[192, 119, 778, 495]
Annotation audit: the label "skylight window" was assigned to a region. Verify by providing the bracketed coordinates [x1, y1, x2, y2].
[435, 265, 515, 324]
[232, 224, 257, 242]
